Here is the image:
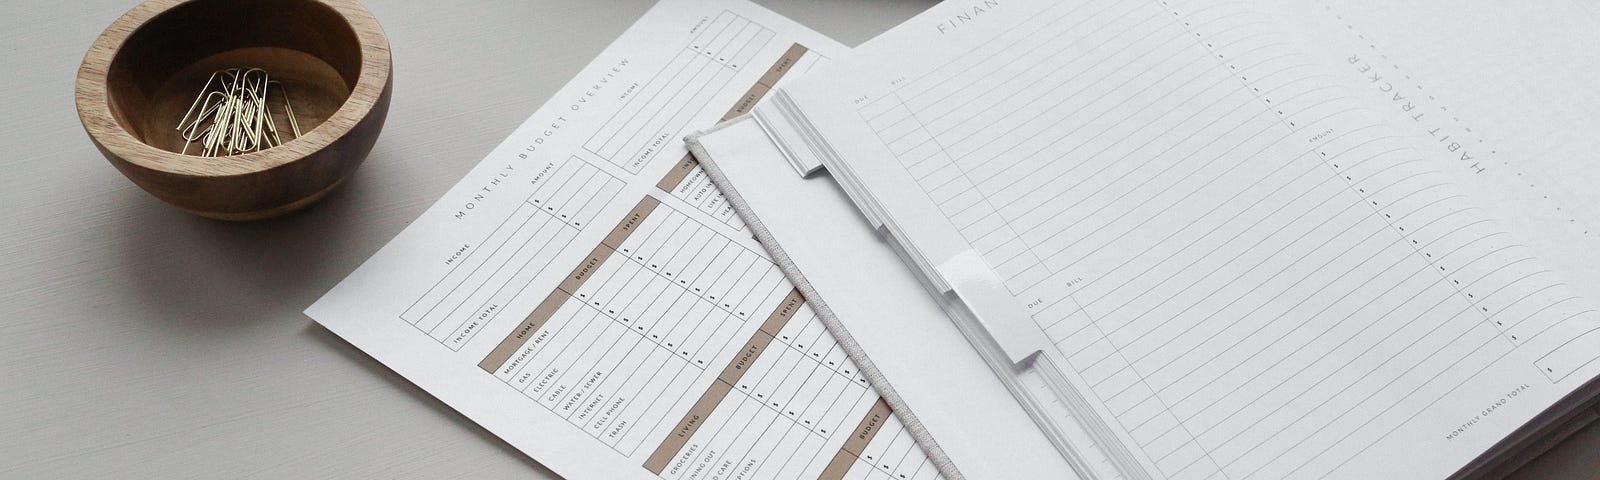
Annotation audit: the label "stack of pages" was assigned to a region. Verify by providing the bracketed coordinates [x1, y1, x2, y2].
[309, 0, 1600, 479]
[691, 0, 1600, 478]
[311, 1, 973, 478]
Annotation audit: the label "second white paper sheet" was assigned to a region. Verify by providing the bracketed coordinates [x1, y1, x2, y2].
[307, 1, 947, 479]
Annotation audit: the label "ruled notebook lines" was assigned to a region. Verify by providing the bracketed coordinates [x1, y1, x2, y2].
[842, 0, 1600, 477]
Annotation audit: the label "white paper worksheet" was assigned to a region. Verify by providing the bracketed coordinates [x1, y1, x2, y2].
[701, 0, 1600, 478]
[307, 2, 944, 479]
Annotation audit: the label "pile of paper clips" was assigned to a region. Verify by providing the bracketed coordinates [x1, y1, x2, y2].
[176, 68, 303, 157]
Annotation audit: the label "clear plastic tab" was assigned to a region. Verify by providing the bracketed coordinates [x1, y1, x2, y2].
[935, 250, 1049, 364]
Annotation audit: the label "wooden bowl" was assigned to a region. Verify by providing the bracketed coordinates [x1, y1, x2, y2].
[75, 0, 392, 221]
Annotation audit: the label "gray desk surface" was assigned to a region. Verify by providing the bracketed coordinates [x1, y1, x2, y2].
[1, 1, 1596, 478]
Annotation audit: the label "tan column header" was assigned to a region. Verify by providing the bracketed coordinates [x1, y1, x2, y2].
[818, 449, 858, 480]
[818, 399, 893, 480]
[718, 330, 774, 385]
[656, 154, 701, 193]
[843, 399, 892, 456]
[478, 293, 568, 373]
[643, 380, 734, 474]
[556, 245, 613, 296]
[759, 289, 806, 336]
[601, 196, 661, 250]
[720, 83, 771, 121]
[757, 43, 810, 89]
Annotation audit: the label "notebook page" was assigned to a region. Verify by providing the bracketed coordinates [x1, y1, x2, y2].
[1309, 0, 1600, 257]
[778, 0, 1600, 478]
[1288, 0, 1600, 332]
[306, 2, 946, 479]
[1224, 2, 1600, 474]
[691, 115, 1095, 479]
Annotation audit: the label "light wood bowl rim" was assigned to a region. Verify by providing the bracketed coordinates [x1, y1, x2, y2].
[74, 0, 392, 178]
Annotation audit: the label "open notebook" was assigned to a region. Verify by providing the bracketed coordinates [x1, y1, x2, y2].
[689, 0, 1600, 478]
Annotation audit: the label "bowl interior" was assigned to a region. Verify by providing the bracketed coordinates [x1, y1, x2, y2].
[105, 0, 360, 156]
